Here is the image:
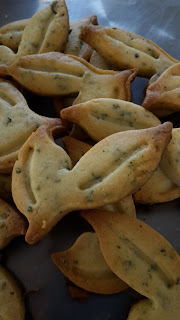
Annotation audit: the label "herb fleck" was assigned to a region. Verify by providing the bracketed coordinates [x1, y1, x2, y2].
[27, 206, 33, 212]
[6, 117, 12, 125]
[16, 168, 21, 174]
[113, 104, 119, 109]
[87, 190, 94, 202]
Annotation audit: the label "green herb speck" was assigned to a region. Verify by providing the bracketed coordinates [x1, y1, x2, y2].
[27, 206, 33, 212]
[16, 168, 21, 174]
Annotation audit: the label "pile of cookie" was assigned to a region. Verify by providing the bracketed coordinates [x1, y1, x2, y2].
[0, 1, 180, 319]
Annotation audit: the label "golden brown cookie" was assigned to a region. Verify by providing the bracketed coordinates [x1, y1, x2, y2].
[17, 0, 69, 56]
[161, 128, 180, 186]
[143, 63, 180, 116]
[61, 98, 161, 141]
[62, 136, 92, 166]
[0, 78, 66, 173]
[81, 209, 180, 320]
[63, 136, 136, 217]
[0, 198, 27, 249]
[0, 52, 137, 103]
[64, 15, 98, 60]
[79, 26, 178, 78]
[133, 166, 180, 204]
[0, 265, 25, 319]
[52, 232, 128, 294]
[134, 128, 180, 203]
[0, 0, 69, 66]
[89, 50, 113, 70]
[12, 122, 171, 244]
[0, 19, 28, 52]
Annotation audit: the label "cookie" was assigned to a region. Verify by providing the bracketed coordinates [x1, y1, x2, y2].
[0, 52, 137, 103]
[52, 232, 128, 294]
[0, 19, 28, 52]
[134, 128, 180, 203]
[63, 136, 136, 217]
[0, 265, 25, 319]
[89, 50, 113, 70]
[0, 78, 66, 173]
[143, 63, 180, 116]
[17, 0, 69, 56]
[79, 25, 178, 78]
[133, 166, 180, 204]
[161, 128, 180, 186]
[0, 0, 69, 65]
[64, 15, 98, 60]
[0, 198, 27, 249]
[61, 98, 161, 141]
[12, 122, 171, 244]
[81, 209, 180, 320]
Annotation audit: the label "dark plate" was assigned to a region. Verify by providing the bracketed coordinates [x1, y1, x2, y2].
[1, 0, 180, 319]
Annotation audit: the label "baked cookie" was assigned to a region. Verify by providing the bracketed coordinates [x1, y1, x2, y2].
[52, 232, 128, 294]
[134, 128, 180, 203]
[12, 122, 171, 244]
[61, 98, 161, 141]
[17, 0, 69, 56]
[0, 198, 27, 249]
[63, 136, 136, 217]
[0, 19, 28, 52]
[143, 63, 180, 116]
[64, 15, 98, 60]
[62, 136, 92, 167]
[89, 50, 114, 70]
[0, 52, 137, 103]
[0, 0, 69, 65]
[79, 26, 178, 78]
[0, 78, 66, 173]
[133, 166, 180, 204]
[0, 265, 25, 319]
[81, 209, 180, 320]
[161, 128, 180, 186]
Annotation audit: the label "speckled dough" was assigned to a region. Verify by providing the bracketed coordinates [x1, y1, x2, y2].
[12, 122, 172, 244]
[63, 136, 136, 217]
[134, 128, 180, 204]
[0, 52, 137, 103]
[79, 25, 178, 78]
[0, 78, 66, 173]
[64, 15, 98, 60]
[0, 0, 69, 65]
[52, 232, 128, 294]
[0, 265, 25, 320]
[81, 210, 180, 320]
[0, 19, 28, 52]
[61, 98, 161, 141]
[0, 198, 27, 249]
[143, 63, 180, 116]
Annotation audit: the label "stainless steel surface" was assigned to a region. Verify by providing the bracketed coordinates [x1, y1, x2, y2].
[0, 0, 180, 319]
